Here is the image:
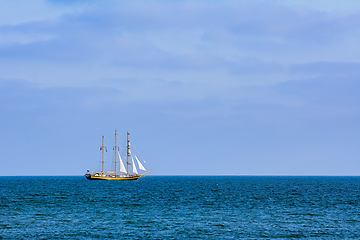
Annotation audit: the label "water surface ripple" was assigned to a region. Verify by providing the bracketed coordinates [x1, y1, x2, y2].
[1, 176, 360, 239]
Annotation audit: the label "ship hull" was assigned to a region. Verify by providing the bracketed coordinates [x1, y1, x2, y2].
[85, 174, 140, 180]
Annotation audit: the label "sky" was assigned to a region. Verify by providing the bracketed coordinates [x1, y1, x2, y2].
[0, 0, 359, 176]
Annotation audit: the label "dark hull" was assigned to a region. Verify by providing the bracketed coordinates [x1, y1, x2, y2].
[84, 174, 140, 181]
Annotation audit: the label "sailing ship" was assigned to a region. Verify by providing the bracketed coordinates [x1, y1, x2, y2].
[85, 130, 152, 180]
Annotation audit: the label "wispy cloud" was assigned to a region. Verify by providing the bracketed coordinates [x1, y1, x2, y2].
[1, 0, 359, 175]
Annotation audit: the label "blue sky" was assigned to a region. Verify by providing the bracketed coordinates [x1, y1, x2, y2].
[0, 0, 359, 176]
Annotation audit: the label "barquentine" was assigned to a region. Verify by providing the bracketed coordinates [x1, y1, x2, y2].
[85, 130, 152, 180]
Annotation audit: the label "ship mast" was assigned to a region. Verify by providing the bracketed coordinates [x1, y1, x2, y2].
[101, 136, 105, 174]
[127, 131, 130, 176]
[114, 129, 117, 176]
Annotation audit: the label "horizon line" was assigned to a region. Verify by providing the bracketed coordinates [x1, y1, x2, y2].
[1, 174, 359, 177]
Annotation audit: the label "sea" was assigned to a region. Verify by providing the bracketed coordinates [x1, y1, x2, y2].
[1, 176, 360, 239]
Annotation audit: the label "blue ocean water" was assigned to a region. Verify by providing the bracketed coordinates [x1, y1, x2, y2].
[1, 176, 360, 239]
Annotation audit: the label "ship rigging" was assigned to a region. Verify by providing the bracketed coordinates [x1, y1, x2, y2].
[85, 130, 152, 180]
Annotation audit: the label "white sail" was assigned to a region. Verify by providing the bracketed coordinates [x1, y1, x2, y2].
[131, 156, 138, 174]
[135, 155, 146, 171]
[118, 152, 127, 173]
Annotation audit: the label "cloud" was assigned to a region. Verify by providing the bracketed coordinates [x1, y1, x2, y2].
[2, 1, 360, 68]
[1, 71, 359, 176]
[1, 0, 360, 175]
[291, 61, 360, 76]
